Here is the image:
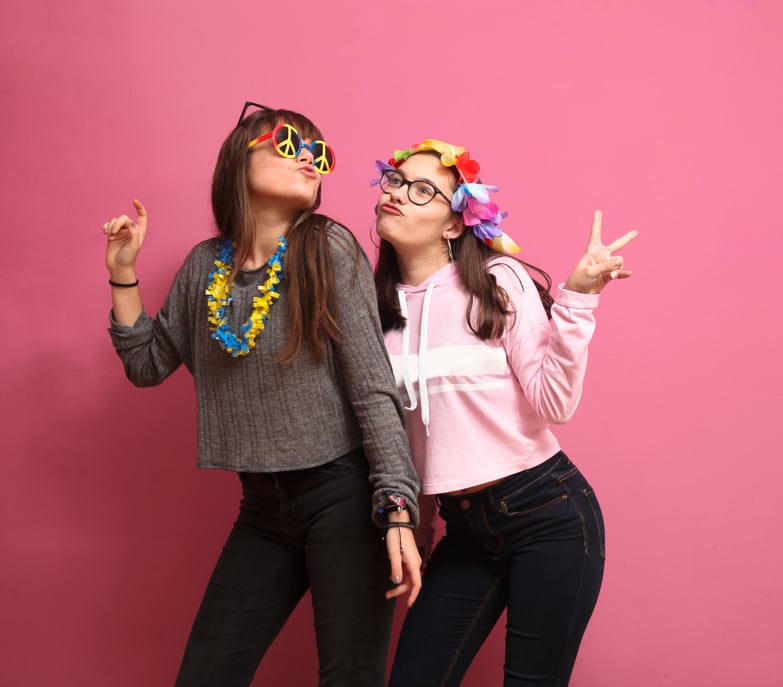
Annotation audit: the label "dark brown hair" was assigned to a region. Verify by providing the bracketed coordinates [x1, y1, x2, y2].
[374, 152, 553, 337]
[212, 108, 356, 363]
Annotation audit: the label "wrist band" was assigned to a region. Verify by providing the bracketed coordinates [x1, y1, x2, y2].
[382, 520, 415, 556]
[384, 521, 415, 530]
[109, 279, 139, 288]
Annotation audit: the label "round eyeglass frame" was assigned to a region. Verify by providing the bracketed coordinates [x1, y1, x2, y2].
[379, 170, 452, 206]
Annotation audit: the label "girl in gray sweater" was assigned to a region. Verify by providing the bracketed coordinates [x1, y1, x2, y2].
[102, 103, 421, 687]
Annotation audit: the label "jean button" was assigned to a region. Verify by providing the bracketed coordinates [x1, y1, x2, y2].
[459, 499, 470, 510]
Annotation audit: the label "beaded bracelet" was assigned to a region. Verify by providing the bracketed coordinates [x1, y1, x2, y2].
[378, 494, 407, 517]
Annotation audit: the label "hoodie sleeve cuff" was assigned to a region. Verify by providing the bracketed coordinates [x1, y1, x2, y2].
[555, 284, 600, 309]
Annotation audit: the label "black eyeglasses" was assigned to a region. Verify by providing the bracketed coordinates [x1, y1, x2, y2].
[236, 101, 272, 127]
[378, 170, 452, 206]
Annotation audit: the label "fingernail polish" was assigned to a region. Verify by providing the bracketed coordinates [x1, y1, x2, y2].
[393, 575, 402, 584]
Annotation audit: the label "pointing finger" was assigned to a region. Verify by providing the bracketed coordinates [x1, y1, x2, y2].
[132, 199, 147, 224]
[385, 533, 404, 587]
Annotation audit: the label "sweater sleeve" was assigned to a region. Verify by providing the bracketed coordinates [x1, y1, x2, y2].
[328, 226, 420, 527]
[107, 247, 199, 387]
[494, 259, 600, 425]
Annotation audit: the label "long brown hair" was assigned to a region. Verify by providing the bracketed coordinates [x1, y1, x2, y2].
[212, 108, 355, 363]
[374, 152, 553, 337]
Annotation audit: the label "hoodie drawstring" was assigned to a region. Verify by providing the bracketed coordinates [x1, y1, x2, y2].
[397, 289, 417, 412]
[397, 283, 436, 436]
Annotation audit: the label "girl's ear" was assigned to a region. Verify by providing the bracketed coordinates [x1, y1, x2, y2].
[443, 216, 466, 241]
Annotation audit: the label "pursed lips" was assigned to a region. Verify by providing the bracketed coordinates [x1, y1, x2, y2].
[380, 203, 403, 216]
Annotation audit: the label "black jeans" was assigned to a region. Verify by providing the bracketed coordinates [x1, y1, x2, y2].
[175, 449, 394, 687]
[389, 452, 605, 687]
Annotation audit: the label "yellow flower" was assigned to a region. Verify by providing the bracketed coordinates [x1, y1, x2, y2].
[417, 139, 466, 167]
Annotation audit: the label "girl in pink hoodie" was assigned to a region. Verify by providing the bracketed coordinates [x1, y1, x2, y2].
[372, 140, 638, 686]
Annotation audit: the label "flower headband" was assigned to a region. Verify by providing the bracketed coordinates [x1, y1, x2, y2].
[372, 138, 521, 254]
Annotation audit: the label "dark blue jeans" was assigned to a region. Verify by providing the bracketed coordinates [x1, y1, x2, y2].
[175, 448, 394, 687]
[389, 452, 605, 687]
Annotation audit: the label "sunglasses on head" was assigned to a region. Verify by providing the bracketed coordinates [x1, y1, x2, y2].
[237, 101, 272, 127]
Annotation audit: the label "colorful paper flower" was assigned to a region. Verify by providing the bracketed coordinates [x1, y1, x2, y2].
[391, 149, 415, 165]
[371, 139, 524, 255]
[370, 159, 396, 187]
[417, 139, 466, 167]
[455, 152, 480, 183]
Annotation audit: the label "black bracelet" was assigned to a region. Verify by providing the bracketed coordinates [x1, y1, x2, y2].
[109, 279, 139, 288]
[381, 520, 416, 551]
[384, 521, 415, 530]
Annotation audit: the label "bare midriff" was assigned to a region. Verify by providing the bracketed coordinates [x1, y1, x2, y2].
[445, 476, 506, 496]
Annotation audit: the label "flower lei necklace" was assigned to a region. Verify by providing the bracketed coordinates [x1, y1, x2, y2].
[205, 236, 287, 357]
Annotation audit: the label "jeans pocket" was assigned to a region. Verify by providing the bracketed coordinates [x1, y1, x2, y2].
[562, 485, 605, 558]
[499, 492, 569, 518]
[583, 488, 606, 559]
[495, 454, 571, 518]
[498, 468, 571, 518]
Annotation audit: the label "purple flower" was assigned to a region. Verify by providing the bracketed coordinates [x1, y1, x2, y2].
[370, 160, 396, 187]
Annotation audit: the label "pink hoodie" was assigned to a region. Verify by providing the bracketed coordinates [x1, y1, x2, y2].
[384, 257, 600, 495]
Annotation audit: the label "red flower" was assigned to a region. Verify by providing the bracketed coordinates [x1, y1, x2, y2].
[455, 152, 480, 183]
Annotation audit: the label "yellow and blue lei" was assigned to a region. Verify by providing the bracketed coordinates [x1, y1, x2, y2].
[205, 237, 287, 357]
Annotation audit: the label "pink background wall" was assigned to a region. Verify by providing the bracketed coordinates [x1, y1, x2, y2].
[2, 1, 781, 685]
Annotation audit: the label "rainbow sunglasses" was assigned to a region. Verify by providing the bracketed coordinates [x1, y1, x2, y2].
[248, 124, 335, 175]
[239, 102, 336, 175]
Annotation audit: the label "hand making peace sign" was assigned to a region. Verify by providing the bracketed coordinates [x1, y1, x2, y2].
[564, 210, 639, 295]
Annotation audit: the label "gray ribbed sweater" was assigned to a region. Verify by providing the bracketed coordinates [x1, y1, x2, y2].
[108, 223, 419, 526]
